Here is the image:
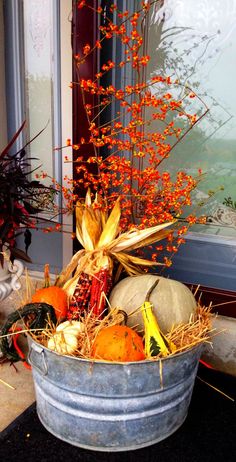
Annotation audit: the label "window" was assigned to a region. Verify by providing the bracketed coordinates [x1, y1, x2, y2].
[3, 0, 73, 274]
[146, 0, 236, 236]
[142, 0, 236, 290]
[72, 0, 236, 290]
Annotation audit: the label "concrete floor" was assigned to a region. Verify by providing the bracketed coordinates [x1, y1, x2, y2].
[0, 275, 42, 433]
[0, 359, 35, 432]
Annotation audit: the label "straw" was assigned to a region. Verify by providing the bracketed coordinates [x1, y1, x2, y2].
[30, 303, 213, 361]
[0, 378, 15, 390]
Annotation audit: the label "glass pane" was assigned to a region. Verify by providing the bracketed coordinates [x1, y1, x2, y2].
[23, 0, 54, 185]
[146, 0, 236, 238]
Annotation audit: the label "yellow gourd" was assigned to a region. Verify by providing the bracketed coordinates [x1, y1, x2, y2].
[141, 301, 176, 358]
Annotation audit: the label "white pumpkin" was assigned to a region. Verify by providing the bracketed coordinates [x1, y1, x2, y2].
[47, 332, 78, 355]
[56, 320, 84, 336]
[47, 320, 84, 355]
[109, 275, 197, 333]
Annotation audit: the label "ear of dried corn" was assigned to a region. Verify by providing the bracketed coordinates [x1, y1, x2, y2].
[57, 191, 174, 319]
[67, 272, 92, 320]
[89, 267, 113, 317]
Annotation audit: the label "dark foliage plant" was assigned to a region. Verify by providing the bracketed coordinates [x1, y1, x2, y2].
[0, 121, 57, 265]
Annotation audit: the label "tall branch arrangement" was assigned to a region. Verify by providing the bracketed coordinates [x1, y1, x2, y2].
[33, 0, 210, 320]
[0, 1, 213, 367]
[54, 0, 208, 268]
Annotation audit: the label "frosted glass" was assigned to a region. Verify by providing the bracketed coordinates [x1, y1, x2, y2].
[23, 0, 54, 185]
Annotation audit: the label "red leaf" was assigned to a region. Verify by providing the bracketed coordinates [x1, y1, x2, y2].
[0, 121, 26, 160]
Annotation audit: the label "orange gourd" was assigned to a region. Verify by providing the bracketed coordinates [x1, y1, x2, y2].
[32, 286, 68, 321]
[91, 325, 145, 362]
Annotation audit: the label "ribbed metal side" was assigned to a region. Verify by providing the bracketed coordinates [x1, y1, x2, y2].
[28, 338, 202, 452]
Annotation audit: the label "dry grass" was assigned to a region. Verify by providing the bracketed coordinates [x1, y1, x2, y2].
[166, 305, 213, 355]
[30, 303, 213, 361]
[3, 270, 213, 361]
[31, 307, 126, 359]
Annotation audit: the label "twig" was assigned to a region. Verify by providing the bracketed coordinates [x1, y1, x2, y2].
[197, 376, 234, 402]
[0, 378, 16, 390]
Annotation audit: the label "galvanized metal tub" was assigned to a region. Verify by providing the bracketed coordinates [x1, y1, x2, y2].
[28, 337, 202, 452]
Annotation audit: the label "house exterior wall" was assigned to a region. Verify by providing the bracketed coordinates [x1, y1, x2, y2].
[0, 0, 7, 151]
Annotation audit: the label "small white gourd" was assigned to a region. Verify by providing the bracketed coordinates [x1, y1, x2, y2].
[47, 320, 84, 355]
[109, 274, 197, 333]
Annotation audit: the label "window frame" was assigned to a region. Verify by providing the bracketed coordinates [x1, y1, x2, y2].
[3, 0, 73, 273]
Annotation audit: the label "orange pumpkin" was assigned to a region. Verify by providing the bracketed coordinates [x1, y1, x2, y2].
[32, 286, 68, 321]
[91, 325, 145, 362]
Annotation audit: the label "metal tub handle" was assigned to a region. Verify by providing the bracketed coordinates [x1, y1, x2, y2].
[28, 342, 48, 376]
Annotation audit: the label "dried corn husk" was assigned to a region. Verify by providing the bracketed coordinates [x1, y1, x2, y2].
[97, 198, 121, 248]
[75, 201, 84, 246]
[57, 191, 174, 305]
[108, 222, 174, 252]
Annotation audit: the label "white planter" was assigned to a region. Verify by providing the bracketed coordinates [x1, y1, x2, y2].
[0, 259, 24, 302]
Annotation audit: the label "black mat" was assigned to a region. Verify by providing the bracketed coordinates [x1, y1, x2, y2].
[1, 365, 235, 462]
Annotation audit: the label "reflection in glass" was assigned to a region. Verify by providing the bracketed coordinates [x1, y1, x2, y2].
[146, 0, 236, 237]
